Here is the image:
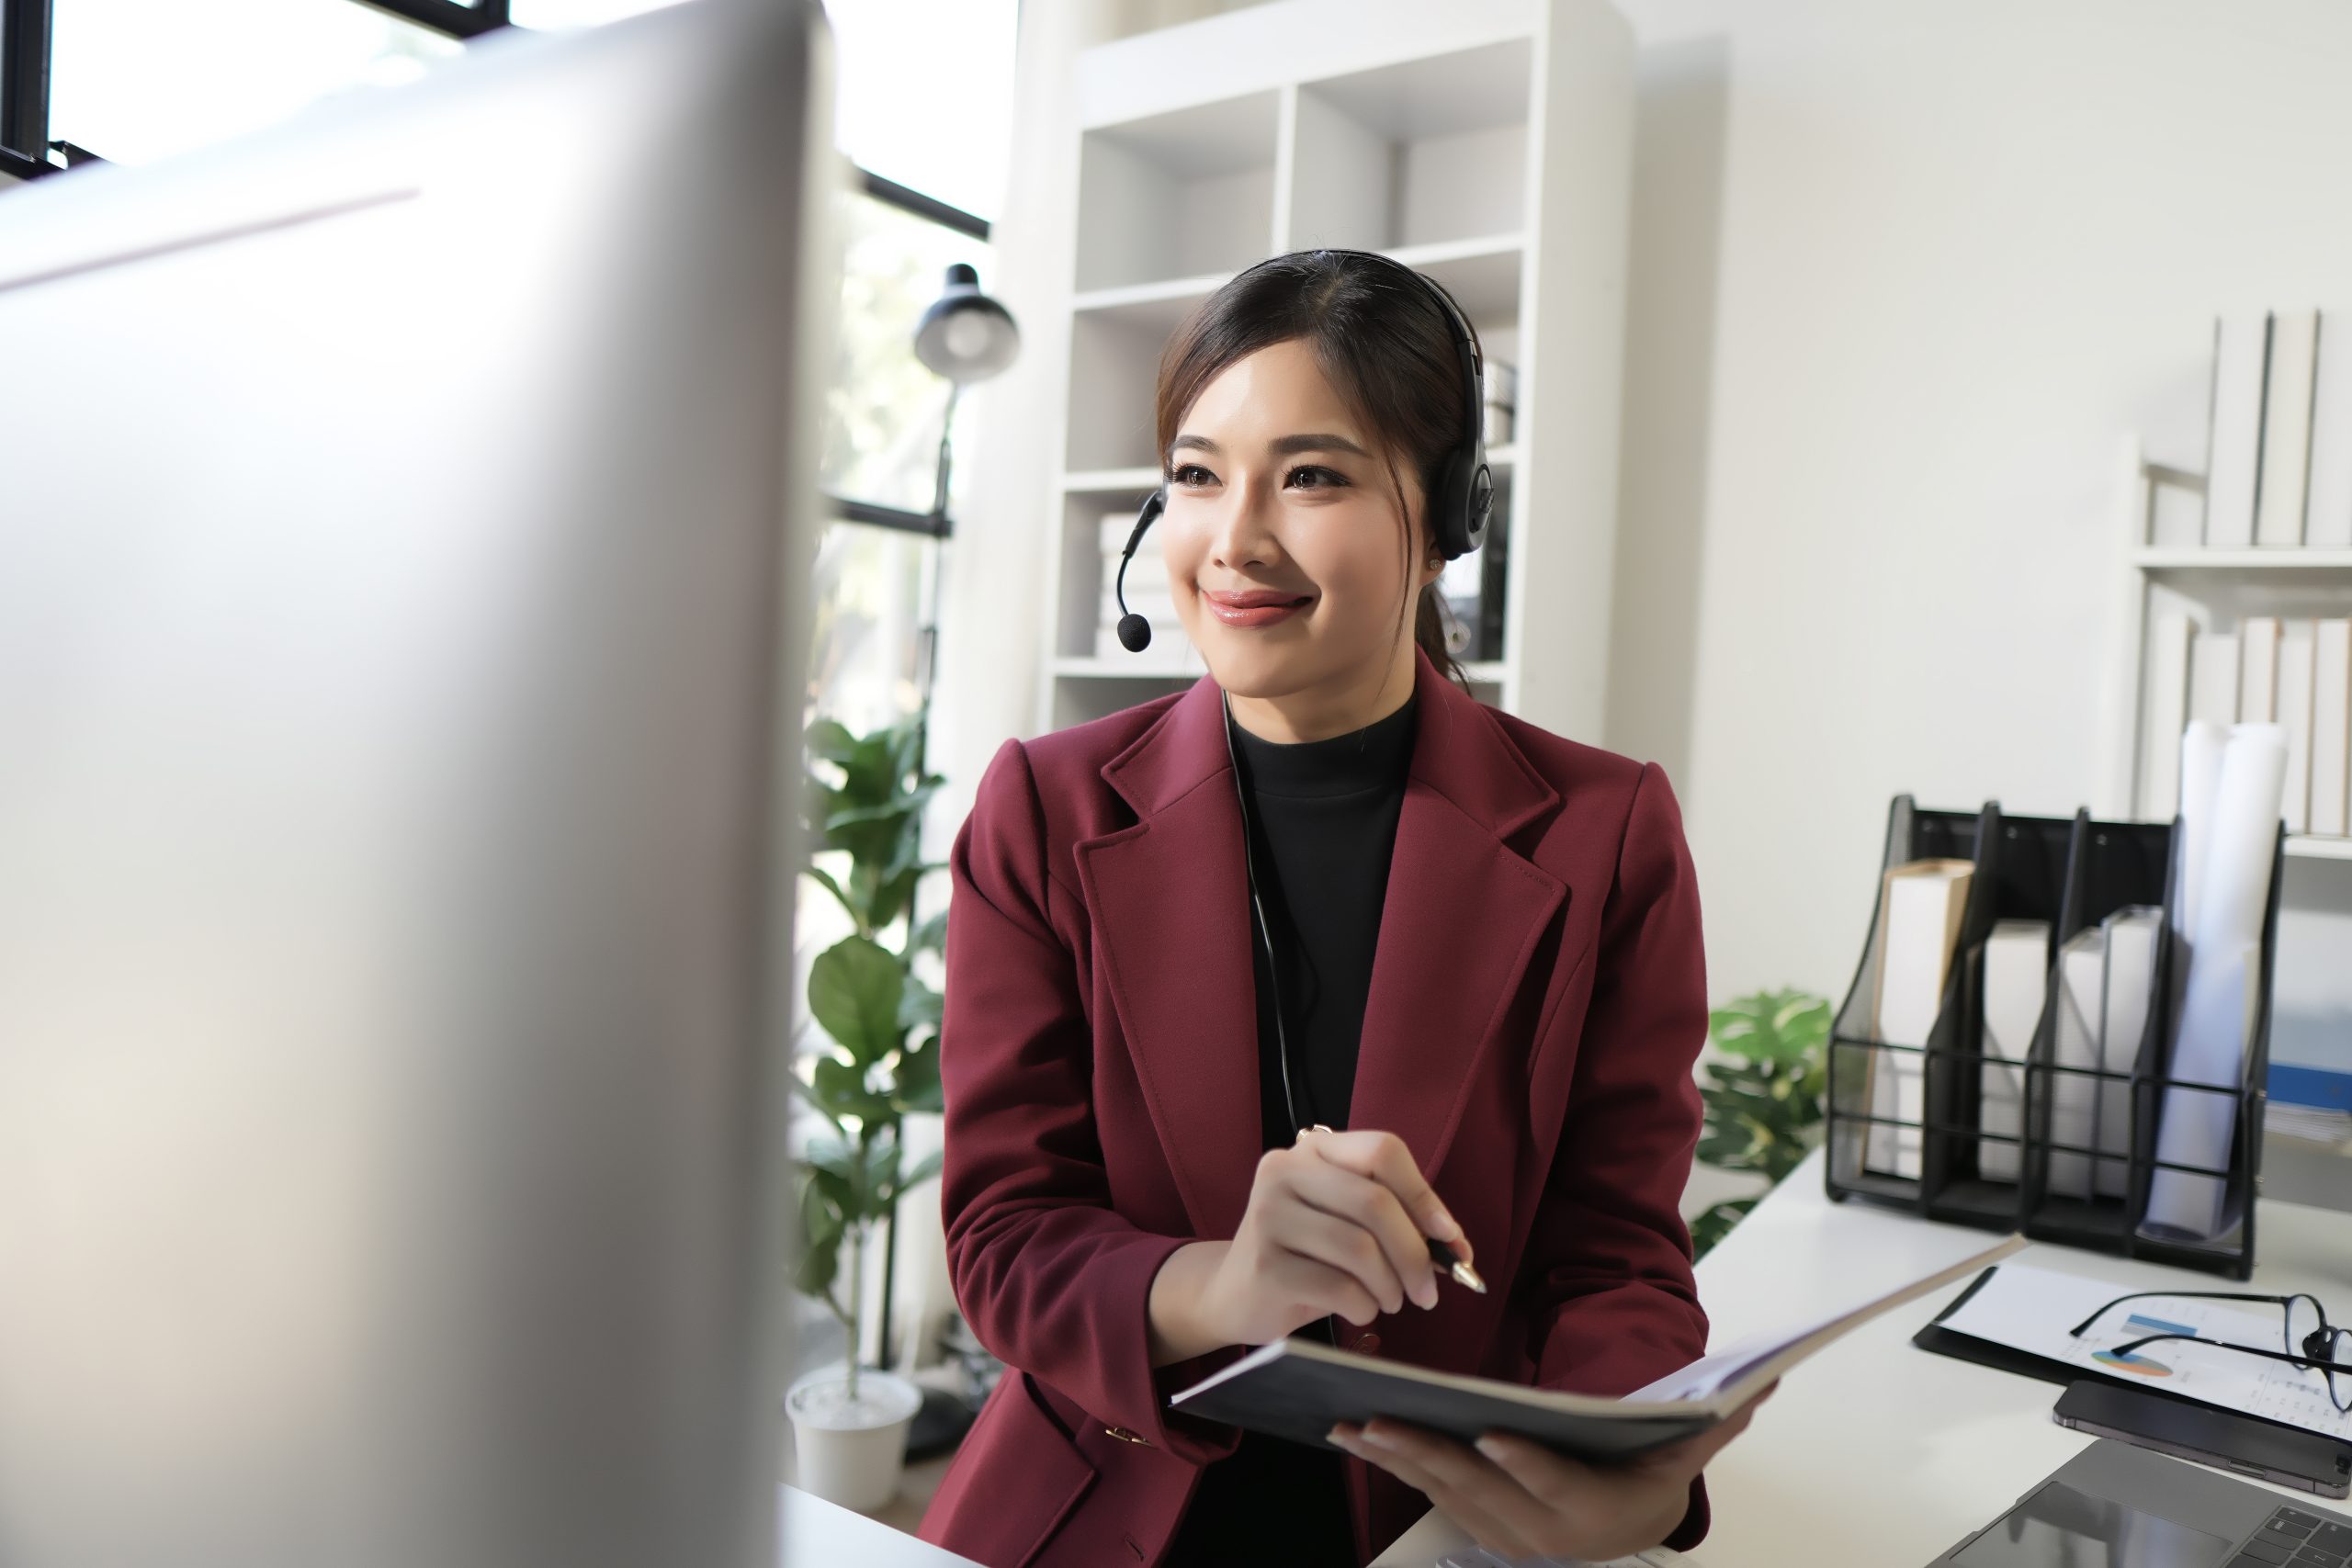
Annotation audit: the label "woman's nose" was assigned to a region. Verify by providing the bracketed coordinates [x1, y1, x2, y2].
[1205, 471, 1280, 568]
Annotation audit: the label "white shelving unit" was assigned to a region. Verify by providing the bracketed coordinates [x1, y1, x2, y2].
[1038, 0, 1634, 737]
[2098, 434, 2352, 862]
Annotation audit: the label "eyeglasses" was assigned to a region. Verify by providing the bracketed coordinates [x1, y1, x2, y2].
[2069, 1291, 2352, 1414]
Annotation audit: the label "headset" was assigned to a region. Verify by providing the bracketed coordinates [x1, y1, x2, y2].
[1111, 249, 1493, 656]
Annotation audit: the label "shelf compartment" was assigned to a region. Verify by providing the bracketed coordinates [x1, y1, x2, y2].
[1077, 91, 1279, 294]
[1289, 39, 1533, 255]
[1386, 234, 1523, 323]
[1064, 310, 1174, 475]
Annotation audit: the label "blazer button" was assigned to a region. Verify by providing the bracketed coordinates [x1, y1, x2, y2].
[1103, 1424, 1152, 1445]
[1352, 1331, 1381, 1355]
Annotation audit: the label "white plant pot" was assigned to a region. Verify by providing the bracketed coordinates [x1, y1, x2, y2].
[786, 1363, 922, 1514]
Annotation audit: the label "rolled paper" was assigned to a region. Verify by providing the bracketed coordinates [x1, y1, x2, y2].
[2142, 722, 2285, 1242]
[2173, 719, 2227, 950]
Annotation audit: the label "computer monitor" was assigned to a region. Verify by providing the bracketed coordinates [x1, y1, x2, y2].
[0, 4, 826, 1563]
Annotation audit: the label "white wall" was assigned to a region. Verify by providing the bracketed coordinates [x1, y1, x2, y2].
[1602, 0, 2352, 1068]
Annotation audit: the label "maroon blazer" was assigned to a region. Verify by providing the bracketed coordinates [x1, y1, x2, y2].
[918, 646, 1714, 1568]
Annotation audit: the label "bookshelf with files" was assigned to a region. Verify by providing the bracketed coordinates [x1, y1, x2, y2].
[1041, 0, 1636, 739]
[1826, 794, 2284, 1281]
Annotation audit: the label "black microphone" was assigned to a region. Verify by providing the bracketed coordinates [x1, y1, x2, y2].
[1114, 490, 1165, 653]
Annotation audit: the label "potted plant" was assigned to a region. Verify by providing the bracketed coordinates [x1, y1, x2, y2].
[786, 710, 948, 1513]
[1690, 988, 1830, 1258]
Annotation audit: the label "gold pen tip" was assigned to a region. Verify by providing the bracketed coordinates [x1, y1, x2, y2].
[1451, 1259, 1487, 1294]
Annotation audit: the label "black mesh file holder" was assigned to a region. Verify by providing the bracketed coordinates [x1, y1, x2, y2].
[1823, 795, 2281, 1280]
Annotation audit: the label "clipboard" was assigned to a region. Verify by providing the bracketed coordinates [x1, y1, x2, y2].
[1909, 1266, 2088, 1387]
[1910, 1265, 2337, 1439]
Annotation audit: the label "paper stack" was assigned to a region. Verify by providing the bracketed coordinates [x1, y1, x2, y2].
[1866, 859, 1973, 1179]
[2094, 908, 2163, 1200]
[2045, 928, 2107, 1199]
[1975, 920, 2047, 1183]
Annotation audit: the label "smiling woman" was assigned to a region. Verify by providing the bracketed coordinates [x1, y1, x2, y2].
[919, 249, 1752, 1568]
[1153, 252, 1483, 744]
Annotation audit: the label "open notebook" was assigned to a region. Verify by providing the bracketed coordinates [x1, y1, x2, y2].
[1169, 1232, 2026, 1462]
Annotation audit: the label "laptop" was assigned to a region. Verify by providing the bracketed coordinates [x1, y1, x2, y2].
[1928, 1438, 2352, 1567]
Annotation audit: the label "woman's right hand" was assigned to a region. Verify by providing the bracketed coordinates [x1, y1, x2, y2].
[1192, 1127, 1471, 1348]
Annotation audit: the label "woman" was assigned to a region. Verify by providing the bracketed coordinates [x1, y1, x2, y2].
[916, 250, 1769, 1568]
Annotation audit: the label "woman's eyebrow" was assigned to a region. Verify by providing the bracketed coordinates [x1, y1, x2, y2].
[1168, 432, 1369, 457]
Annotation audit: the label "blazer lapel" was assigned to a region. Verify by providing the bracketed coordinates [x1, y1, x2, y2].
[1348, 653, 1566, 1180]
[1075, 674, 1264, 1241]
[1073, 649, 1567, 1242]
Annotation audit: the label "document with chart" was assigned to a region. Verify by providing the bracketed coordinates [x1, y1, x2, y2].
[1931, 1260, 2352, 1439]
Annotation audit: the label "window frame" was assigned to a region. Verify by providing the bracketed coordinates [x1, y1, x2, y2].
[1, 0, 52, 177]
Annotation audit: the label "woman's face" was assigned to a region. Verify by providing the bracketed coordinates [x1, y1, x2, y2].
[1159, 338, 1442, 713]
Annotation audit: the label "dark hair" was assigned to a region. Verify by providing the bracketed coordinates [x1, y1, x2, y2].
[1153, 250, 1475, 691]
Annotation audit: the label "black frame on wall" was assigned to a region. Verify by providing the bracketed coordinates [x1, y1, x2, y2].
[1, 0, 52, 181]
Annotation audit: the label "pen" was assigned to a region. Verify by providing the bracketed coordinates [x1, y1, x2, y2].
[1427, 1235, 1485, 1293]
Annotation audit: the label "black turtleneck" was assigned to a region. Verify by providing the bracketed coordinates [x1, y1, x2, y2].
[1228, 691, 1418, 1143]
[1163, 691, 1418, 1568]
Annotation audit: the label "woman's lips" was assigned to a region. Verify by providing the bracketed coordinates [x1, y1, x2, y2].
[1204, 589, 1314, 629]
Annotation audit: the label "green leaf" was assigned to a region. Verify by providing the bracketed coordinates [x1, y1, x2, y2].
[899, 976, 944, 1033]
[808, 936, 908, 1065]
[1689, 1195, 1760, 1259]
[895, 1035, 944, 1114]
[786, 1070, 848, 1137]
[805, 717, 862, 767]
[802, 863, 861, 927]
[899, 1147, 944, 1190]
[801, 1134, 858, 1184]
[809, 1055, 890, 1123]
[909, 910, 948, 958]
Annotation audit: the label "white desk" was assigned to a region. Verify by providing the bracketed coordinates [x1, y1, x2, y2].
[781, 1483, 983, 1566]
[1373, 1145, 2352, 1567]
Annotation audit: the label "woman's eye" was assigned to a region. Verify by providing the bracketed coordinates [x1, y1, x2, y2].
[1168, 463, 1214, 488]
[1286, 465, 1347, 491]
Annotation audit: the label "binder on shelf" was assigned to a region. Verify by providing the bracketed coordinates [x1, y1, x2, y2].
[1826, 795, 2281, 1280]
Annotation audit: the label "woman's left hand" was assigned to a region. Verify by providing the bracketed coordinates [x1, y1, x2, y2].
[1329, 1381, 1776, 1562]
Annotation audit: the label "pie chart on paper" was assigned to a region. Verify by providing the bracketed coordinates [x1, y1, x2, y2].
[2091, 1311, 2195, 1378]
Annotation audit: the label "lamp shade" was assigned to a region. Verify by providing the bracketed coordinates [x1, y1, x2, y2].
[913, 263, 1019, 383]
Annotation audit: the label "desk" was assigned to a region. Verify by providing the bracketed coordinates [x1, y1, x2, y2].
[1373, 1145, 2352, 1566]
[781, 1483, 983, 1566]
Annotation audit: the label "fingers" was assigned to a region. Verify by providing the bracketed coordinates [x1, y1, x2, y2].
[1305, 1129, 1468, 1261]
[1363, 1421, 1567, 1552]
[1282, 1147, 1442, 1310]
[1631, 1383, 1773, 1478]
[1330, 1422, 1538, 1562]
[1265, 1201, 1413, 1319]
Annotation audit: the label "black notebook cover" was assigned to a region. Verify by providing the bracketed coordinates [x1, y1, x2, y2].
[1167, 1341, 1717, 1463]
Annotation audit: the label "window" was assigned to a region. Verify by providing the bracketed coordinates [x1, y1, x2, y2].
[9, 0, 1020, 729]
[47, 0, 463, 166]
[822, 189, 992, 518]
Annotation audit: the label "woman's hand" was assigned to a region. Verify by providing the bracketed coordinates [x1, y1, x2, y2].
[1188, 1128, 1470, 1351]
[1329, 1381, 1778, 1562]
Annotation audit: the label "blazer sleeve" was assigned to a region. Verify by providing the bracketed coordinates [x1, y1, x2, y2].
[937, 738, 1244, 1465]
[1521, 761, 1716, 1551]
